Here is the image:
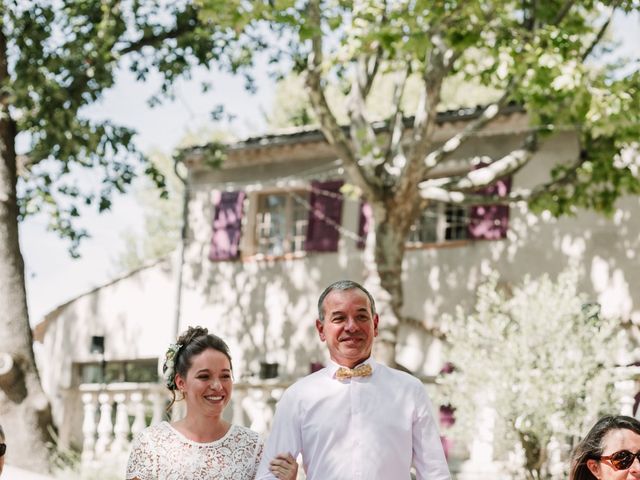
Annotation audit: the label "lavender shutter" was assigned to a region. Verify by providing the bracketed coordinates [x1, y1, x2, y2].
[468, 167, 512, 240]
[357, 202, 372, 250]
[305, 180, 344, 252]
[209, 190, 245, 261]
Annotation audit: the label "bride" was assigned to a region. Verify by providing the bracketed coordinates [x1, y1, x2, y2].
[126, 326, 297, 480]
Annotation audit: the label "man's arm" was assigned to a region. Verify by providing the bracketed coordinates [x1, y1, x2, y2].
[256, 390, 303, 479]
[412, 384, 451, 480]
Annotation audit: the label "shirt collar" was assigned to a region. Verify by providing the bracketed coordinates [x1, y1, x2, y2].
[326, 357, 377, 378]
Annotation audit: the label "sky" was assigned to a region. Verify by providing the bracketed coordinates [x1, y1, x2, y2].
[19, 10, 640, 324]
[20, 61, 276, 323]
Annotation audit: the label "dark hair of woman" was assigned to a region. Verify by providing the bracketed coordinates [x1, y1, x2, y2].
[569, 415, 640, 480]
[164, 326, 233, 410]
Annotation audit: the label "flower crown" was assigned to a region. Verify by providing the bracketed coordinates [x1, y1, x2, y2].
[162, 342, 183, 390]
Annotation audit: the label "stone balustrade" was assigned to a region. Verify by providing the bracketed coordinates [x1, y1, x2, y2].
[79, 382, 169, 463]
[77, 368, 640, 477]
[78, 379, 293, 464]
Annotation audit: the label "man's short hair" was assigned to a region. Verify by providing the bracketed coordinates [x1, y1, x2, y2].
[317, 280, 376, 321]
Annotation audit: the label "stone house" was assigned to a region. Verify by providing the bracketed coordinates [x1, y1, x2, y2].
[33, 107, 640, 476]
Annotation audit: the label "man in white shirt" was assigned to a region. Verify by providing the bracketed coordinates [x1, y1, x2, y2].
[257, 280, 451, 480]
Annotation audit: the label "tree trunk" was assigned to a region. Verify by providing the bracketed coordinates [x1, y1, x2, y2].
[0, 25, 53, 473]
[363, 200, 413, 369]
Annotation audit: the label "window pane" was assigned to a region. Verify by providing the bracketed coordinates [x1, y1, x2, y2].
[105, 363, 124, 383]
[290, 193, 308, 252]
[445, 205, 468, 240]
[125, 361, 159, 383]
[80, 364, 103, 384]
[256, 192, 309, 255]
[408, 206, 438, 244]
[256, 194, 287, 255]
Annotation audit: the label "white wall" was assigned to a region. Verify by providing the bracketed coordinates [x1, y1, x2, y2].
[37, 127, 640, 448]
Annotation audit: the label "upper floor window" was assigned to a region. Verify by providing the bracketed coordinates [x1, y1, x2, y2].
[209, 180, 345, 261]
[407, 203, 469, 246]
[255, 191, 309, 256]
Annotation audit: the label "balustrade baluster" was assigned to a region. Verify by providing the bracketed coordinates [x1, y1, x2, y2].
[151, 389, 166, 425]
[95, 392, 114, 455]
[112, 393, 130, 453]
[81, 393, 98, 463]
[232, 387, 247, 426]
[131, 392, 147, 436]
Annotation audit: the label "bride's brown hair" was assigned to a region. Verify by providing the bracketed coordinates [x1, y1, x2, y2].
[166, 326, 233, 410]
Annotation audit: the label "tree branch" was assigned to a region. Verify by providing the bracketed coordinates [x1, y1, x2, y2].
[420, 155, 584, 206]
[420, 132, 537, 197]
[304, 0, 381, 201]
[379, 65, 410, 176]
[358, 45, 383, 99]
[423, 84, 515, 172]
[581, 0, 621, 62]
[421, 0, 580, 175]
[116, 10, 198, 56]
[411, 34, 447, 149]
[553, 0, 577, 24]
[419, 133, 591, 207]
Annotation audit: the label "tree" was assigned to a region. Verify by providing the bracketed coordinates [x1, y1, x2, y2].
[266, 70, 502, 128]
[114, 150, 183, 273]
[437, 267, 624, 479]
[114, 127, 233, 273]
[200, 0, 640, 365]
[0, 1, 250, 471]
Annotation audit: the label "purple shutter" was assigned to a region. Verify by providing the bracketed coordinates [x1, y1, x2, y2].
[209, 190, 245, 261]
[357, 202, 372, 249]
[468, 165, 512, 240]
[305, 180, 344, 253]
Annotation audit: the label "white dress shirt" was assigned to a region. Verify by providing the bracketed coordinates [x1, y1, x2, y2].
[256, 358, 451, 480]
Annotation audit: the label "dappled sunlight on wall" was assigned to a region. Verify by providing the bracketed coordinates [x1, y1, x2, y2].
[591, 257, 633, 320]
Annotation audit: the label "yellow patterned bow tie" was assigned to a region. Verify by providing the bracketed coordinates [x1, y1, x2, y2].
[335, 364, 373, 380]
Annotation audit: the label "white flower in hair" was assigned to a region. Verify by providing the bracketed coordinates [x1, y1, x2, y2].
[162, 343, 182, 389]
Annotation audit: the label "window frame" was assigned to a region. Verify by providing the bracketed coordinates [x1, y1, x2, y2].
[406, 202, 471, 248]
[244, 187, 310, 259]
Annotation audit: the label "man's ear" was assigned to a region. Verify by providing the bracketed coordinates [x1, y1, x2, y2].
[373, 314, 379, 337]
[586, 459, 601, 479]
[316, 319, 326, 341]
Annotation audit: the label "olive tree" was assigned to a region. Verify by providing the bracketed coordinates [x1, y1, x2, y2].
[438, 267, 624, 479]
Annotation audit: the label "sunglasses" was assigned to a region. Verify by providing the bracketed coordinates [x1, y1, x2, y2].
[600, 449, 640, 470]
[0, 443, 5, 457]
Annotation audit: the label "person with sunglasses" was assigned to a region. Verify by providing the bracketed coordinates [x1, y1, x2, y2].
[0, 422, 5, 477]
[126, 326, 297, 480]
[570, 415, 640, 479]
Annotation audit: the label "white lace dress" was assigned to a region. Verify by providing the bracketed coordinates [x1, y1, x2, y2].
[126, 422, 263, 480]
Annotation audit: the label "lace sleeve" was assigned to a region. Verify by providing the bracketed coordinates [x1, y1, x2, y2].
[251, 435, 265, 477]
[126, 429, 158, 480]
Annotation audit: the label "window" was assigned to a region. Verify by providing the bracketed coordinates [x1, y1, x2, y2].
[76, 359, 159, 385]
[407, 203, 469, 246]
[211, 180, 344, 259]
[255, 191, 309, 256]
